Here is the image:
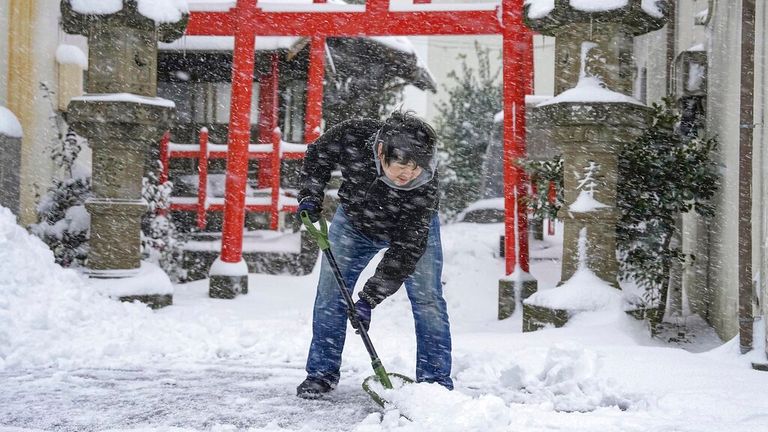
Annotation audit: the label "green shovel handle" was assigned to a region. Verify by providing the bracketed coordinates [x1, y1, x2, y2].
[300, 210, 330, 250]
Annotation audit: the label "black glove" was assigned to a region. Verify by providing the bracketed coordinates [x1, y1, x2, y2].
[298, 198, 321, 222]
[350, 298, 372, 332]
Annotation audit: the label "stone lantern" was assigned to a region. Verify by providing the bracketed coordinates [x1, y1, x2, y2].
[521, 0, 668, 330]
[61, 0, 188, 308]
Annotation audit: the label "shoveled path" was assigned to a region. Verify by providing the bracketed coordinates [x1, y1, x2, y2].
[0, 360, 380, 431]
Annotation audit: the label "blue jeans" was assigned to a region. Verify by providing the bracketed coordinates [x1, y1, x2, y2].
[305, 208, 453, 389]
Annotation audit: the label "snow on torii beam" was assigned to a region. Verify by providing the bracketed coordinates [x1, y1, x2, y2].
[194, 0, 532, 281]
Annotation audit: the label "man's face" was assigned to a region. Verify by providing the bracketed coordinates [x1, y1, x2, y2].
[377, 143, 423, 187]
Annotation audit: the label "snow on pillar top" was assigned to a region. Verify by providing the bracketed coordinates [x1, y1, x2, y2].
[69, 0, 189, 25]
[61, 0, 190, 96]
[523, 0, 668, 37]
[62, 1, 189, 42]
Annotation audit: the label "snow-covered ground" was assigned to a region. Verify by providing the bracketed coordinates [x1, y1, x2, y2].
[1, 206, 768, 431]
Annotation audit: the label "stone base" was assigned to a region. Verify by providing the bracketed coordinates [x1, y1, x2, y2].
[209, 274, 248, 299]
[88, 262, 174, 309]
[119, 294, 173, 309]
[498, 278, 538, 320]
[523, 304, 569, 332]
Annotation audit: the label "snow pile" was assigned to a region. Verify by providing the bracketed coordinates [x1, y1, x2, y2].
[0, 206, 295, 371]
[0, 106, 23, 138]
[525, 268, 622, 311]
[497, 344, 639, 412]
[526, 227, 623, 311]
[538, 75, 642, 107]
[70, 0, 188, 23]
[569, 190, 610, 213]
[355, 345, 640, 431]
[55, 44, 88, 70]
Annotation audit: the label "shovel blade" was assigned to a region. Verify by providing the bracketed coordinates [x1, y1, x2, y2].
[362, 373, 414, 407]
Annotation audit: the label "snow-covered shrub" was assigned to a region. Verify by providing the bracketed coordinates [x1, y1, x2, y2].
[522, 154, 563, 223]
[141, 165, 187, 283]
[29, 83, 92, 267]
[29, 176, 92, 268]
[435, 43, 502, 218]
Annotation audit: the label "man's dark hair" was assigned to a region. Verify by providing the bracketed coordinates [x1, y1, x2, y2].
[377, 111, 437, 168]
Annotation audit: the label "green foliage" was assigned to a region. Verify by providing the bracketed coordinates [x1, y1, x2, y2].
[617, 97, 719, 310]
[30, 176, 92, 268]
[521, 154, 564, 222]
[141, 165, 188, 283]
[29, 83, 91, 267]
[435, 42, 502, 217]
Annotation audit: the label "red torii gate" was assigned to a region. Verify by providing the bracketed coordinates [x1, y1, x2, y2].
[186, 0, 533, 284]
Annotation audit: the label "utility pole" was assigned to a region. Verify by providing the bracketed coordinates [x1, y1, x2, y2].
[739, 0, 755, 355]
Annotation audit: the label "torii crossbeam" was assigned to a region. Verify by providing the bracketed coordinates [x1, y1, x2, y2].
[188, 0, 533, 296]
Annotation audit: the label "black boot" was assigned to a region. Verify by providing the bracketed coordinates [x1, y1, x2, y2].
[296, 377, 333, 399]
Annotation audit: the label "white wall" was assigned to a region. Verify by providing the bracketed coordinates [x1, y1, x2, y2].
[423, 34, 502, 124]
[704, 0, 743, 339]
[401, 36, 430, 118]
[399, 0, 554, 126]
[0, 0, 9, 106]
[16, 2, 63, 224]
[755, 0, 768, 348]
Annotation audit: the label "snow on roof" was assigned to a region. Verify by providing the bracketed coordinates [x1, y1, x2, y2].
[159, 35, 301, 51]
[55, 44, 88, 70]
[525, 0, 664, 19]
[369, 36, 415, 54]
[0, 106, 23, 138]
[69, 0, 189, 24]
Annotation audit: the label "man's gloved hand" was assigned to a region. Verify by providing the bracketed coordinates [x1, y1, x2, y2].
[298, 198, 321, 222]
[351, 298, 372, 332]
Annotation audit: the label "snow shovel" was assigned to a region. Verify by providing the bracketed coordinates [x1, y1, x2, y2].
[301, 211, 414, 407]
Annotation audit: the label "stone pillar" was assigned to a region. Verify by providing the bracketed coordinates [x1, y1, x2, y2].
[0, 106, 23, 215]
[521, 0, 666, 330]
[61, 0, 188, 308]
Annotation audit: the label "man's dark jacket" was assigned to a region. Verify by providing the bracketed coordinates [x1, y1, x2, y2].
[298, 118, 439, 308]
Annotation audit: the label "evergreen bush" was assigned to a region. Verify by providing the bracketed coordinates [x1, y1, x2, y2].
[435, 42, 502, 217]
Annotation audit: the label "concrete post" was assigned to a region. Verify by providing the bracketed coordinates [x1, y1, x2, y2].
[60, 0, 188, 308]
